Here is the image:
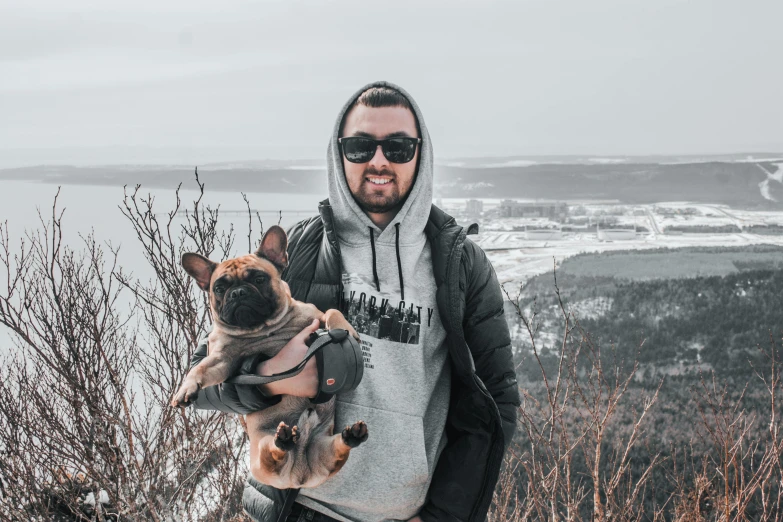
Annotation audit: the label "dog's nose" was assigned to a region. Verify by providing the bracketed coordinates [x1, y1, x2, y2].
[230, 287, 247, 299]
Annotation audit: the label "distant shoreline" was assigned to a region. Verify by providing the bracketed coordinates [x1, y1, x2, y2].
[2, 158, 783, 209]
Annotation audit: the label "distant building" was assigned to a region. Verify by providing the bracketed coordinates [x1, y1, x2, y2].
[525, 227, 563, 240]
[595, 216, 619, 226]
[654, 206, 699, 216]
[596, 223, 636, 240]
[466, 199, 483, 215]
[597, 229, 637, 241]
[499, 200, 568, 219]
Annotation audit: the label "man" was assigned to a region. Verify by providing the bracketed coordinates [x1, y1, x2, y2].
[189, 81, 520, 522]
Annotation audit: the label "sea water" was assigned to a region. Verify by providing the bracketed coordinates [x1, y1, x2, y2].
[0, 179, 325, 355]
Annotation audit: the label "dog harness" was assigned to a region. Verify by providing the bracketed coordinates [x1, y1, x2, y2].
[223, 328, 364, 404]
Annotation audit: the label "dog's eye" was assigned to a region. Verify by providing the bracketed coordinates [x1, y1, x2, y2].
[213, 284, 225, 294]
[254, 275, 267, 285]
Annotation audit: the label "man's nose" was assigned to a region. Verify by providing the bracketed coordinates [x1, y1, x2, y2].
[367, 144, 388, 169]
[230, 287, 247, 300]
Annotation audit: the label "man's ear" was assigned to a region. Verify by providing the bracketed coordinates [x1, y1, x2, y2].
[181, 253, 217, 291]
[255, 225, 289, 273]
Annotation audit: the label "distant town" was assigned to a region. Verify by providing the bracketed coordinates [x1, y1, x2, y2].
[442, 198, 783, 239]
[436, 197, 783, 291]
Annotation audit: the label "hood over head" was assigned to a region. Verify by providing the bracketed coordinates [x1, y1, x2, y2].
[326, 81, 434, 301]
[327, 80, 434, 247]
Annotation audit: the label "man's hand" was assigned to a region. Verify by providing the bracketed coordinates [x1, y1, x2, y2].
[255, 318, 321, 398]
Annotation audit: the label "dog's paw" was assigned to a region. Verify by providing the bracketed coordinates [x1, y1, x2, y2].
[342, 420, 369, 448]
[171, 380, 200, 408]
[274, 422, 299, 451]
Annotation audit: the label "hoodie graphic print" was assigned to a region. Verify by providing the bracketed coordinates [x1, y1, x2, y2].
[339, 272, 430, 346]
[295, 82, 451, 522]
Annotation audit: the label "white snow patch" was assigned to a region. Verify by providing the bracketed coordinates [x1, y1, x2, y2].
[481, 160, 538, 168]
[760, 180, 774, 201]
[83, 490, 110, 506]
[758, 163, 783, 202]
[569, 297, 614, 320]
[461, 182, 495, 190]
[437, 161, 466, 167]
[587, 158, 627, 164]
[771, 163, 783, 184]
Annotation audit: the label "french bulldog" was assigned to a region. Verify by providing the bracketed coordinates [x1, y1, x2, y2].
[173, 225, 368, 489]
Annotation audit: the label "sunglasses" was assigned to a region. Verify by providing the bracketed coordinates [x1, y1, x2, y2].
[338, 136, 421, 164]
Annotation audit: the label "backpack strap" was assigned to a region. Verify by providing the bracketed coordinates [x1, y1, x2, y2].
[275, 488, 300, 522]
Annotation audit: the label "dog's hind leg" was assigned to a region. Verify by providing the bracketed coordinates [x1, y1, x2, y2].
[307, 420, 369, 484]
[249, 422, 298, 487]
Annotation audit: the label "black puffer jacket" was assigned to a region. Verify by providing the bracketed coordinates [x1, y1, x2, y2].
[191, 199, 520, 522]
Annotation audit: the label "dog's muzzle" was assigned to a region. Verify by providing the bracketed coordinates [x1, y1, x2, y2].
[220, 288, 276, 328]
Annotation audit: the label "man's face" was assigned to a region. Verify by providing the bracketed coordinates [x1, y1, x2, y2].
[340, 104, 420, 217]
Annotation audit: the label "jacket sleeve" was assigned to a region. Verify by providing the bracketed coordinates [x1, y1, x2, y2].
[460, 238, 520, 451]
[280, 216, 313, 281]
[188, 218, 311, 415]
[420, 238, 520, 522]
[286, 218, 309, 251]
[188, 336, 282, 414]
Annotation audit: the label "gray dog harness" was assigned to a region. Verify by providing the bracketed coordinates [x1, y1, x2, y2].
[224, 328, 364, 403]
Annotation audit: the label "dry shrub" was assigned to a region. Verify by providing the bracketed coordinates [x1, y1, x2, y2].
[0, 173, 249, 521]
[493, 262, 783, 522]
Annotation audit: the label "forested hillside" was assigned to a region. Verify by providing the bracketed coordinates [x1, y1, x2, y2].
[501, 247, 783, 520]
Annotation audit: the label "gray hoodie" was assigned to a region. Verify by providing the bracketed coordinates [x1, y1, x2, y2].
[296, 81, 451, 521]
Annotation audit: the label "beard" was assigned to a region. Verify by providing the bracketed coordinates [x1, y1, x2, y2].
[351, 167, 407, 214]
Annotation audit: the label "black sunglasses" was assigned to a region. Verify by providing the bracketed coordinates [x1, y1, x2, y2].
[338, 136, 421, 164]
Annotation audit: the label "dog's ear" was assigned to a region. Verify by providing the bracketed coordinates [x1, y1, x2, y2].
[255, 225, 289, 272]
[182, 253, 218, 291]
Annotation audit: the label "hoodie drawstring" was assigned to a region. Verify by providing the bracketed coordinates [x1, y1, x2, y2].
[369, 227, 380, 292]
[367, 224, 405, 301]
[395, 223, 404, 301]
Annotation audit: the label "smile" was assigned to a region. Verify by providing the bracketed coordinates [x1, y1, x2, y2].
[367, 177, 392, 185]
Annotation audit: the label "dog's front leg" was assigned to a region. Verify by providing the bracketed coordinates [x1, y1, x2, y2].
[321, 309, 360, 342]
[171, 353, 234, 408]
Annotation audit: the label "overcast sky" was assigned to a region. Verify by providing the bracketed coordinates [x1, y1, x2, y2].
[1, 0, 781, 167]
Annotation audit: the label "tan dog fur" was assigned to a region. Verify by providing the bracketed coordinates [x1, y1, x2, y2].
[174, 226, 368, 489]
